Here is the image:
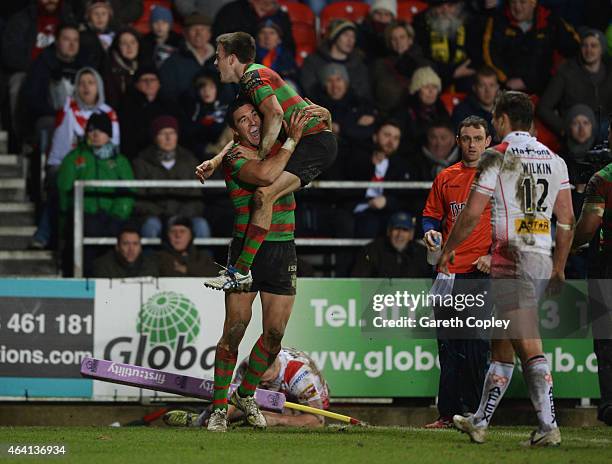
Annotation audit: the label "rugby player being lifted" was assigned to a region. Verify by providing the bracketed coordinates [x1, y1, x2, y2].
[197, 32, 337, 292]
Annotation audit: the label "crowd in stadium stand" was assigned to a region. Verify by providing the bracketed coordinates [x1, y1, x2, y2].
[0, 0, 610, 277]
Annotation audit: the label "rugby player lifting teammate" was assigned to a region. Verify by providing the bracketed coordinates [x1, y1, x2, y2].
[197, 31, 337, 292]
[438, 91, 575, 446]
[193, 98, 330, 431]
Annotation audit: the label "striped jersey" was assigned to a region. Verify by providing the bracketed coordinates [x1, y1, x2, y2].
[239, 63, 327, 136]
[222, 142, 295, 241]
[584, 163, 612, 259]
[472, 131, 570, 257]
[423, 162, 492, 273]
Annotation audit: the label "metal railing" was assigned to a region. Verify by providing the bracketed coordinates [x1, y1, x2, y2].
[73, 180, 432, 277]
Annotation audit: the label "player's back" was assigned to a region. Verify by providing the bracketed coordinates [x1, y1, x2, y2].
[473, 131, 570, 257]
[240, 63, 326, 135]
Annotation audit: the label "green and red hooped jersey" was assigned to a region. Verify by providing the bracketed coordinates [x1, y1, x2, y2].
[584, 163, 612, 257]
[239, 63, 327, 137]
[222, 142, 296, 241]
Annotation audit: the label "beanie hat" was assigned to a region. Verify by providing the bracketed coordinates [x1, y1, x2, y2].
[580, 27, 606, 53]
[86, 112, 113, 138]
[150, 5, 173, 26]
[257, 18, 283, 37]
[371, 0, 397, 17]
[565, 104, 597, 155]
[565, 104, 596, 130]
[320, 63, 350, 83]
[184, 13, 212, 28]
[134, 64, 159, 82]
[326, 19, 357, 44]
[167, 216, 193, 230]
[409, 66, 442, 95]
[151, 115, 179, 138]
[85, 0, 113, 17]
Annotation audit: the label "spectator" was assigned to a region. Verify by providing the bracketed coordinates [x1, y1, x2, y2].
[371, 21, 429, 116]
[213, 0, 295, 54]
[313, 63, 376, 169]
[118, 65, 180, 159]
[412, 0, 480, 91]
[561, 104, 598, 189]
[132, 115, 211, 239]
[180, 70, 232, 161]
[1, 0, 75, 134]
[300, 19, 371, 101]
[483, 0, 580, 94]
[255, 18, 298, 86]
[159, 13, 217, 101]
[78, 0, 115, 71]
[358, 0, 397, 62]
[537, 28, 612, 139]
[69, 0, 143, 26]
[347, 120, 411, 237]
[157, 216, 218, 277]
[92, 226, 159, 277]
[174, 0, 232, 21]
[394, 66, 449, 155]
[57, 111, 134, 242]
[351, 212, 430, 277]
[22, 23, 87, 151]
[410, 119, 459, 181]
[141, 5, 181, 69]
[47, 66, 119, 168]
[451, 66, 499, 139]
[103, 27, 149, 109]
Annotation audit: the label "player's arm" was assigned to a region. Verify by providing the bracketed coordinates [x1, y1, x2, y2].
[257, 94, 284, 158]
[195, 139, 235, 183]
[438, 190, 490, 274]
[548, 188, 575, 294]
[573, 173, 605, 248]
[262, 409, 323, 427]
[422, 175, 445, 251]
[235, 109, 310, 186]
[303, 99, 333, 131]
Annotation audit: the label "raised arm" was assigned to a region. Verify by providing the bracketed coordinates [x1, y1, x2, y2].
[257, 95, 284, 158]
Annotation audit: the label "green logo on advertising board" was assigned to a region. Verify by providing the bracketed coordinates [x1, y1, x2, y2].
[137, 292, 200, 348]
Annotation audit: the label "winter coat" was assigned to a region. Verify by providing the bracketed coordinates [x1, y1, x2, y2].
[57, 142, 134, 219]
[157, 244, 218, 277]
[92, 249, 159, 278]
[79, 24, 114, 71]
[451, 94, 495, 139]
[158, 42, 217, 100]
[180, 95, 229, 160]
[132, 144, 205, 219]
[256, 44, 299, 84]
[351, 237, 430, 278]
[537, 57, 612, 136]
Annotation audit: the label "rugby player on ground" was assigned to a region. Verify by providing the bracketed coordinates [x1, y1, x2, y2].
[438, 91, 575, 447]
[197, 31, 337, 292]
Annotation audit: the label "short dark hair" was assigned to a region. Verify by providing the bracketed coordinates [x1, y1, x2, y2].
[457, 116, 490, 137]
[375, 118, 403, 135]
[474, 65, 498, 83]
[493, 91, 533, 131]
[217, 32, 256, 64]
[226, 96, 256, 130]
[116, 225, 141, 242]
[56, 22, 80, 39]
[427, 118, 455, 134]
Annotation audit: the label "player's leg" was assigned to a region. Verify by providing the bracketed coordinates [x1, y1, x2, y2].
[233, 172, 300, 275]
[454, 338, 515, 443]
[208, 291, 257, 431]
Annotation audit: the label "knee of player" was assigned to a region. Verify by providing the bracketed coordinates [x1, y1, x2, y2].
[225, 321, 248, 349]
[263, 328, 284, 349]
[252, 188, 274, 208]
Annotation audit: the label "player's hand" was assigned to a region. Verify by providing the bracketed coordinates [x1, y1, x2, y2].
[472, 254, 491, 274]
[545, 269, 565, 296]
[284, 108, 311, 145]
[195, 159, 215, 183]
[438, 250, 455, 276]
[302, 99, 331, 122]
[424, 230, 442, 251]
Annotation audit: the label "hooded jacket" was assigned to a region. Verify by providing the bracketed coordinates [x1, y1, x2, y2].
[48, 67, 120, 166]
[92, 248, 159, 278]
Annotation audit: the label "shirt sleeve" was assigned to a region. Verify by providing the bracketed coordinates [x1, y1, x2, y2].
[472, 149, 502, 196]
[286, 362, 323, 405]
[240, 69, 274, 107]
[422, 175, 445, 221]
[584, 172, 606, 204]
[557, 157, 571, 191]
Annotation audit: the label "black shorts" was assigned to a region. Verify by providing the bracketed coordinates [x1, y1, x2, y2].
[285, 130, 338, 187]
[229, 239, 297, 295]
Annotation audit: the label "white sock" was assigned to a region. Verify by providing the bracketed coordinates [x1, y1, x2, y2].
[472, 361, 515, 427]
[523, 355, 558, 432]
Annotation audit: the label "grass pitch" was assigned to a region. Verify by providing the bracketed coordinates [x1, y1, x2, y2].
[2, 426, 611, 463]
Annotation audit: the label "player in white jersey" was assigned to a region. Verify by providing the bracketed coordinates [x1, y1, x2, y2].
[438, 91, 575, 447]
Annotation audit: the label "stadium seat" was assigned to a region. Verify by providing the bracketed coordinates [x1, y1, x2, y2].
[295, 44, 315, 67]
[397, 0, 428, 23]
[530, 95, 562, 153]
[279, 1, 317, 52]
[440, 92, 467, 115]
[132, 0, 181, 35]
[320, 2, 370, 36]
